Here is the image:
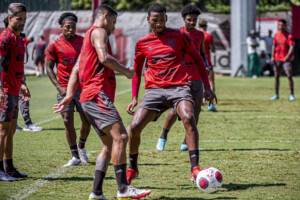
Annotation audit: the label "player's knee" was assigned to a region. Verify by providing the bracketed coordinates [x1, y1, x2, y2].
[114, 132, 128, 145]
[130, 120, 143, 134]
[181, 113, 195, 125]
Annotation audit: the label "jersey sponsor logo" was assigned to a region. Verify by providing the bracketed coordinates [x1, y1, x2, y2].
[62, 57, 77, 66]
[167, 40, 175, 47]
[154, 68, 176, 80]
[150, 53, 174, 64]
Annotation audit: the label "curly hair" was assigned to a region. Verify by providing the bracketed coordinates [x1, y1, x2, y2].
[58, 12, 78, 25]
[181, 4, 201, 18]
[148, 3, 166, 16]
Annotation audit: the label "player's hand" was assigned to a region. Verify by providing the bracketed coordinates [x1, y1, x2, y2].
[127, 96, 137, 115]
[20, 84, 31, 102]
[284, 56, 289, 62]
[204, 86, 217, 106]
[271, 57, 275, 64]
[125, 67, 135, 79]
[57, 86, 67, 97]
[0, 87, 7, 107]
[53, 95, 72, 113]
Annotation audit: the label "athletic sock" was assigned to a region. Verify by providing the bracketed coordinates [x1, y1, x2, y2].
[114, 164, 128, 193]
[182, 137, 187, 145]
[4, 159, 14, 171]
[78, 137, 87, 149]
[160, 128, 169, 140]
[129, 153, 138, 171]
[0, 161, 4, 171]
[92, 170, 106, 195]
[189, 150, 199, 171]
[70, 144, 79, 159]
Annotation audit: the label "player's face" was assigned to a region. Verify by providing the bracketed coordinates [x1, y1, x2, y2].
[278, 22, 286, 32]
[105, 14, 116, 35]
[147, 12, 167, 34]
[61, 20, 76, 41]
[183, 14, 198, 32]
[8, 11, 27, 33]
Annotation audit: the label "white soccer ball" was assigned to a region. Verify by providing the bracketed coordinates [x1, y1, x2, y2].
[196, 167, 223, 193]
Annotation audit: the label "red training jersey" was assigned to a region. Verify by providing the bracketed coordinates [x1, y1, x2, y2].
[179, 26, 204, 81]
[46, 34, 83, 90]
[78, 26, 116, 103]
[203, 30, 214, 66]
[0, 27, 25, 96]
[132, 27, 209, 98]
[273, 31, 295, 62]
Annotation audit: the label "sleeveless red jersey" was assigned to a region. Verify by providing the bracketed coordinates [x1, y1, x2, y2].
[132, 27, 209, 98]
[179, 26, 204, 81]
[273, 31, 295, 62]
[46, 34, 83, 89]
[0, 27, 25, 96]
[203, 30, 214, 66]
[78, 26, 116, 103]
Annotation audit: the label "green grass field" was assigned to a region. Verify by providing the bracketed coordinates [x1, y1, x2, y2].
[0, 75, 299, 200]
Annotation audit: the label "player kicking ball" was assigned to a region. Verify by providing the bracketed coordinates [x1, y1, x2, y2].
[126, 3, 216, 185]
[54, 4, 150, 200]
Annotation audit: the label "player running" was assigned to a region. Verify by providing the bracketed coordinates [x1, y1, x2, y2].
[156, 4, 210, 152]
[126, 3, 216, 185]
[54, 4, 151, 200]
[0, 3, 30, 181]
[46, 12, 91, 166]
[270, 19, 295, 101]
[198, 18, 217, 111]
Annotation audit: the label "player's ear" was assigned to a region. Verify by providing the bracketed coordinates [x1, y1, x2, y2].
[165, 15, 168, 22]
[147, 16, 150, 24]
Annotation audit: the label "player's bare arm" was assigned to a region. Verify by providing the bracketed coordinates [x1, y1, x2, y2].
[20, 76, 31, 101]
[31, 45, 35, 60]
[46, 58, 66, 96]
[200, 35, 210, 71]
[0, 56, 5, 106]
[271, 44, 276, 64]
[284, 44, 294, 62]
[91, 28, 134, 79]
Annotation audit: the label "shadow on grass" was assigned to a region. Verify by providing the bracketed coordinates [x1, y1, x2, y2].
[222, 182, 286, 191]
[203, 148, 290, 152]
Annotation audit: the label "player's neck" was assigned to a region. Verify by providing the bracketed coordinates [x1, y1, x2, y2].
[153, 27, 166, 36]
[279, 30, 286, 34]
[185, 26, 194, 32]
[8, 25, 20, 36]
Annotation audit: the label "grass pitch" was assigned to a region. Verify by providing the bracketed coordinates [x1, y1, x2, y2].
[0, 75, 299, 200]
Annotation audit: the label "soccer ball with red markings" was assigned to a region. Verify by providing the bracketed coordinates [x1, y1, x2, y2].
[196, 167, 223, 193]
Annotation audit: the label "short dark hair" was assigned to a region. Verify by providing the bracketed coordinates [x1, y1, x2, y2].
[181, 4, 201, 18]
[3, 16, 8, 28]
[279, 18, 287, 25]
[198, 18, 208, 27]
[40, 35, 44, 40]
[95, 4, 118, 18]
[8, 3, 26, 17]
[147, 3, 166, 16]
[58, 12, 78, 25]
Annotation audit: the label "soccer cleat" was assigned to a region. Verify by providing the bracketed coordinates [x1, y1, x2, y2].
[190, 166, 201, 183]
[208, 104, 218, 112]
[64, 157, 82, 167]
[117, 185, 151, 200]
[5, 168, 27, 178]
[78, 146, 89, 163]
[181, 144, 188, 151]
[23, 123, 43, 132]
[156, 138, 167, 151]
[270, 94, 279, 100]
[88, 192, 108, 200]
[126, 168, 139, 185]
[289, 94, 295, 101]
[0, 171, 19, 181]
[16, 125, 23, 131]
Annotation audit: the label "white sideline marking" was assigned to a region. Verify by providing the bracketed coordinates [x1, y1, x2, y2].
[7, 151, 98, 200]
[35, 115, 60, 125]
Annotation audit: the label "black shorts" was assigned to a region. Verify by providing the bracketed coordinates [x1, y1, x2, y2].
[137, 85, 194, 121]
[188, 80, 203, 99]
[0, 94, 19, 122]
[57, 89, 83, 113]
[81, 91, 122, 137]
[34, 56, 45, 65]
[274, 61, 292, 72]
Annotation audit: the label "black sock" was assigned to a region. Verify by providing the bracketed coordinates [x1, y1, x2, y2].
[78, 137, 87, 149]
[4, 159, 14, 171]
[189, 150, 199, 171]
[114, 164, 128, 193]
[160, 128, 169, 140]
[129, 153, 138, 171]
[70, 145, 79, 159]
[92, 170, 106, 195]
[182, 137, 187, 145]
[0, 161, 3, 171]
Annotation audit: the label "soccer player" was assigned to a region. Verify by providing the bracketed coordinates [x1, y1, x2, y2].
[54, 5, 151, 199]
[270, 19, 295, 101]
[156, 4, 209, 152]
[46, 13, 91, 166]
[0, 3, 30, 181]
[126, 3, 216, 185]
[32, 35, 47, 77]
[198, 18, 218, 111]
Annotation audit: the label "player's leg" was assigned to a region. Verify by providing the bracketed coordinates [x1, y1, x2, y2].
[41, 59, 46, 77]
[127, 108, 156, 183]
[284, 62, 295, 101]
[34, 57, 40, 77]
[78, 112, 91, 163]
[271, 61, 282, 100]
[156, 109, 177, 151]
[208, 69, 217, 112]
